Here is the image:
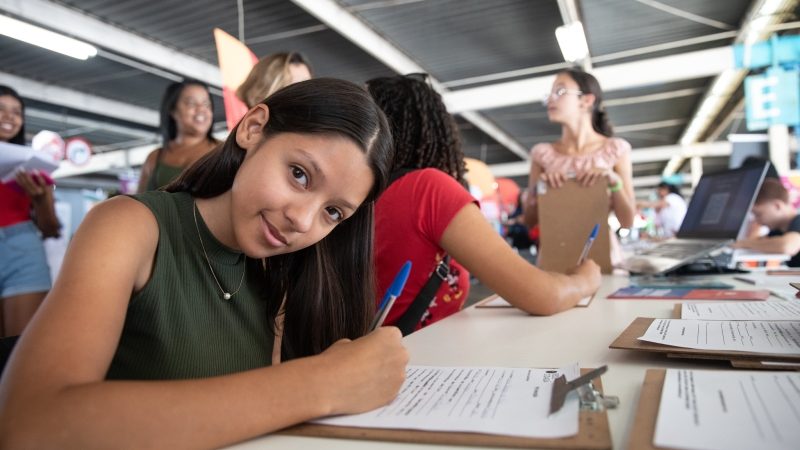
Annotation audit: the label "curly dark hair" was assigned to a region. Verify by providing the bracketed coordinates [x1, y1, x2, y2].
[366, 74, 466, 185]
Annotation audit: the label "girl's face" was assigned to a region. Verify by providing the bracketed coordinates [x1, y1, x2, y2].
[231, 123, 374, 258]
[0, 95, 23, 142]
[172, 84, 213, 138]
[288, 63, 312, 85]
[545, 73, 586, 124]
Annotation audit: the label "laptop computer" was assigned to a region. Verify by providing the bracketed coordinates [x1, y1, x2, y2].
[625, 163, 768, 274]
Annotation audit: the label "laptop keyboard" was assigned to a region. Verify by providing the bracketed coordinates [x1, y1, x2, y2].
[639, 241, 722, 259]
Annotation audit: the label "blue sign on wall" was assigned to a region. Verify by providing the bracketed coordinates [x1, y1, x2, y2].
[745, 67, 799, 130]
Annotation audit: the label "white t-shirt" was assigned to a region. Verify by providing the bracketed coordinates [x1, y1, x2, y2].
[655, 193, 687, 237]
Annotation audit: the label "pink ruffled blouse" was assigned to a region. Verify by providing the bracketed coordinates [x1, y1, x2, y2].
[531, 137, 631, 175]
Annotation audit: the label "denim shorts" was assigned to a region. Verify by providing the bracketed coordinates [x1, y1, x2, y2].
[0, 221, 52, 298]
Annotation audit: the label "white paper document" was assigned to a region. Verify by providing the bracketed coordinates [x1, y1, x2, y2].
[638, 319, 800, 355]
[0, 142, 59, 182]
[315, 364, 580, 439]
[681, 302, 800, 321]
[654, 369, 800, 450]
[482, 295, 592, 307]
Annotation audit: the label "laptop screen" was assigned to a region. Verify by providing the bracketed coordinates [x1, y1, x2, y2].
[676, 164, 767, 239]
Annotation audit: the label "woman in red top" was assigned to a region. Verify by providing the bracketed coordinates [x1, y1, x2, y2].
[367, 75, 601, 333]
[0, 85, 60, 337]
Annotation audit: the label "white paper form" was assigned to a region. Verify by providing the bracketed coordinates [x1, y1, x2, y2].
[0, 142, 59, 182]
[654, 369, 800, 450]
[638, 319, 800, 355]
[315, 364, 580, 439]
[481, 295, 592, 307]
[681, 302, 800, 321]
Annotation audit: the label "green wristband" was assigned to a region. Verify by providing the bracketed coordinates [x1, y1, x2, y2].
[608, 181, 623, 193]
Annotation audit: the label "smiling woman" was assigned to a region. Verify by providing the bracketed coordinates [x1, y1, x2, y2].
[0, 78, 408, 449]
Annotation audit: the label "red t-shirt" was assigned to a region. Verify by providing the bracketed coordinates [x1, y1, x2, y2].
[375, 168, 478, 331]
[0, 183, 32, 227]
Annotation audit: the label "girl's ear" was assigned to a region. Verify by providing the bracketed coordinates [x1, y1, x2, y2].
[581, 93, 596, 111]
[236, 104, 270, 149]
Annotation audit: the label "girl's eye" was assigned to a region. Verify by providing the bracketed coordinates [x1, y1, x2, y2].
[291, 166, 308, 188]
[326, 207, 343, 223]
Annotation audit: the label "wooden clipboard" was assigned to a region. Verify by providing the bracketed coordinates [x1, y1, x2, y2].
[609, 317, 800, 370]
[277, 368, 613, 449]
[537, 180, 613, 274]
[626, 369, 669, 450]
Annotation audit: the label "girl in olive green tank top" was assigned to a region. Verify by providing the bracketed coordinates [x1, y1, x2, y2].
[0, 79, 409, 448]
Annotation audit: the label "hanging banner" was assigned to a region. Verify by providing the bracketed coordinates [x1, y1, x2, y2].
[213, 28, 258, 130]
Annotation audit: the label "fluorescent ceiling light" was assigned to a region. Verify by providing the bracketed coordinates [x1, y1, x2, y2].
[555, 21, 589, 62]
[0, 15, 97, 60]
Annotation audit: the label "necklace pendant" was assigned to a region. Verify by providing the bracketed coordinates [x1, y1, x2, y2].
[223, 292, 232, 300]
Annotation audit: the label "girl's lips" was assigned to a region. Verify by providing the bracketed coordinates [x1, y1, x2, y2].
[261, 214, 288, 247]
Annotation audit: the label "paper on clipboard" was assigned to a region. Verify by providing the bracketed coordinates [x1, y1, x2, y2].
[314, 364, 581, 439]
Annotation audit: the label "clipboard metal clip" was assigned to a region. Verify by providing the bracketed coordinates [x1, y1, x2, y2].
[549, 365, 619, 414]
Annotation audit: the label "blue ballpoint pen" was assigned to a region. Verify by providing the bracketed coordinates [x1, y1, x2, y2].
[578, 224, 600, 264]
[371, 261, 412, 330]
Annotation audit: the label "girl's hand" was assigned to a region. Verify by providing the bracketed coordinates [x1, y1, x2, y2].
[318, 327, 408, 415]
[540, 172, 567, 188]
[15, 170, 51, 200]
[569, 259, 602, 294]
[576, 168, 620, 188]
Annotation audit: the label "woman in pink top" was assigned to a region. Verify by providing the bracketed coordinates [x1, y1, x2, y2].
[524, 69, 635, 233]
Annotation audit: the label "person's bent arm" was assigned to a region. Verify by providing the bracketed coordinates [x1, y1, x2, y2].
[733, 232, 800, 255]
[0, 197, 407, 449]
[136, 150, 158, 193]
[440, 204, 601, 316]
[610, 151, 636, 228]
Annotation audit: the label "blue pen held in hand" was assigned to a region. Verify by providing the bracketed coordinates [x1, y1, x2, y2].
[578, 224, 600, 264]
[371, 260, 412, 331]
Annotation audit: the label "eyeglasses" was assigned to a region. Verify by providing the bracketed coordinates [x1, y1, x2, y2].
[542, 87, 583, 105]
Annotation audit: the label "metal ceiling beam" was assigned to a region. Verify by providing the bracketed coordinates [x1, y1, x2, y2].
[25, 108, 156, 140]
[0, 0, 222, 87]
[289, 0, 529, 160]
[0, 71, 159, 126]
[445, 46, 733, 113]
[52, 143, 158, 178]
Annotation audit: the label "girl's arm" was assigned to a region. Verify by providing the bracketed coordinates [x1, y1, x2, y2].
[610, 150, 636, 228]
[136, 150, 158, 193]
[14, 171, 60, 238]
[441, 203, 601, 316]
[0, 197, 407, 449]
[523, 162, 542, 228]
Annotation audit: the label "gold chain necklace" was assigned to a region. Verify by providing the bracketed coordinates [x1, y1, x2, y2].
[192, 201, 246, 300]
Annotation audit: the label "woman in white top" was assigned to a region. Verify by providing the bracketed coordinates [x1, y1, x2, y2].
[639, 182, 687, 238]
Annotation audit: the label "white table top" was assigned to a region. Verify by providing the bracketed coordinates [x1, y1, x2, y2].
[227, 274, 789, 450]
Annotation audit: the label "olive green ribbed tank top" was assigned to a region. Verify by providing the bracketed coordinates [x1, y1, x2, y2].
[106, 191, 273, 380]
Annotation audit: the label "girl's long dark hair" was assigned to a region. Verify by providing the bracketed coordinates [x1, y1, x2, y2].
[167, 78, 394, 359]
[366, 74, 466, 186]
[159, 79, 216, 145]
[560, 68, 614, 137]
[0, 85, 26, 144]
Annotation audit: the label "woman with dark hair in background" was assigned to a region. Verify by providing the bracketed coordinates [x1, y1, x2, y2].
[137, 79, 220, 192]
[523, 68, 635, 262]
[0, 79, 407, 448]
[367, 74, 600, 333]
[0, 85, 60, 337]
[236, 52, 312, 108]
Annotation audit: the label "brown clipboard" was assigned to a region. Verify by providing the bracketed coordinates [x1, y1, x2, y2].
[537, 180, 613, 274]
[626, 369, 669, 450]
[609, 317, 800, 370]
[277, 368, 613, 449]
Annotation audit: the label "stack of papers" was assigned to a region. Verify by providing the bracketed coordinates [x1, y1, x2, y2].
[0, 141, 59, 183]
